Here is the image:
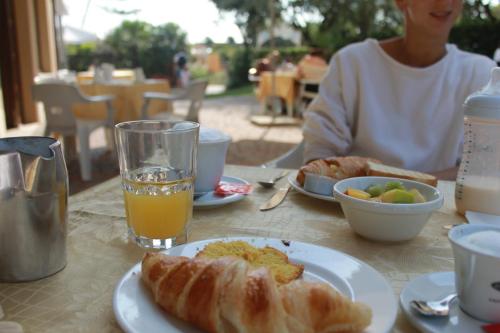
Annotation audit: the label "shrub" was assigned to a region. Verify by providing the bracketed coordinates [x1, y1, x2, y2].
[227, 47, 252, 89]
[66, 43, 97, 72]
[449, 19, 500, 58]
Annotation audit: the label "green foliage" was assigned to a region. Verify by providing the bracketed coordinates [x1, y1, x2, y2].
[261, 37, 296, 47]
[66, 43, 97, 72]
[227, 47, 252, 88]
[206, 84, 254, 99]
[189, 63, 210, 80]
[209, 0, 280, 46]
[290, 0, 497, 57]
[253, 46, 309, 64]
[65, 20, 188, 81]
[450, 19, 500, 57]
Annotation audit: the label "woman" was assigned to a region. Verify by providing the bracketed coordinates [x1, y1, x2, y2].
[303, 0, 496, 179]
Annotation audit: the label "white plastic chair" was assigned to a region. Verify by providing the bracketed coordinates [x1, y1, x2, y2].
[262, 140, 305, 169]
[297, 79, 321, 115]
[32, 82, 115, 181]
[141, 80, 209, 122]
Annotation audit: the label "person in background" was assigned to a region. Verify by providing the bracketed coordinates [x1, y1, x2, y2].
[303, 0, 496, 180]
[278, 57, 296, 72]
[297, 48, 329, 105]
[174, 53, 190, 88]
[297, 48, 328, 81]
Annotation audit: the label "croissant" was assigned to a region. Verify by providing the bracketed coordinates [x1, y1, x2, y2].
[297, 156, 381, 186]
[142, 252, 372, 333]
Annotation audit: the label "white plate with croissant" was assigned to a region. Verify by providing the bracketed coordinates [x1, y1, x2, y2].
[113, 237, 397, 333]
[289, 173, 338, 202]
[292, 156, 381, 202]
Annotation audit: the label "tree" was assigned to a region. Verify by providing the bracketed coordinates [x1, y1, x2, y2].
[462, 0, 499, 21]
[101, 20, 188, 78]
[210, 0, 282, 46]
[204, 37, 215, 47]
[104, 21, 153, 68]
[288, 0, 401, 53]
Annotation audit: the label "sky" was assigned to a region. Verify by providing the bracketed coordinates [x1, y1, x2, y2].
[61, 0, 243, 44]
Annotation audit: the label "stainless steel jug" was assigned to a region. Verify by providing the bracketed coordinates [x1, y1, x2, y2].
[0, 137, 68, 281]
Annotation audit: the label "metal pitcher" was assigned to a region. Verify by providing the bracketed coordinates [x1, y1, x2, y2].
[0, 137, 68, 282]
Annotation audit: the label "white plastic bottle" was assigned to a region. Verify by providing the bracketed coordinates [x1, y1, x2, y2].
[455, 67, 500, 215]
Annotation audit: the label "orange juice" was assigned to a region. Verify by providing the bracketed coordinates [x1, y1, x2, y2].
[123, 178, 193, 239]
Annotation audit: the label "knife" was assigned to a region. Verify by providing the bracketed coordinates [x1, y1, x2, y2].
[260, 184, 291, 211]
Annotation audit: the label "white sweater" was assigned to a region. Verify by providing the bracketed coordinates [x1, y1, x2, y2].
[303, 39, 496, 172]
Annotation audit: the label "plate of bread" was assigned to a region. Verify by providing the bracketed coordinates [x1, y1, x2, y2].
[113, 237, 397, 333]
[291, 156, 437, 202]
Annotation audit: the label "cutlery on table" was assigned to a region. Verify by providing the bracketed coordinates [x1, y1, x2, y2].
[260, 184, 291, 211]
[442, 224, 463, 230]
[257, 170, 289, 189]
[410, 293, 457, 317]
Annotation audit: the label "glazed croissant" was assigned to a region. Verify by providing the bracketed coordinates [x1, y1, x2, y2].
[142, 252, 372, 333]
[297, 156, 381, 186]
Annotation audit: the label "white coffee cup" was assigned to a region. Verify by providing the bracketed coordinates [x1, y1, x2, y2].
[194, 128, 231, 194]
[448, 224, 500, 322]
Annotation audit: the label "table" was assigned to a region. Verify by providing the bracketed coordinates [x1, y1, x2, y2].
[0, 165, 465, 332]
[73, 79, 172, 123]
[76, 70, 136, 84]
[256, 71, 298, 117]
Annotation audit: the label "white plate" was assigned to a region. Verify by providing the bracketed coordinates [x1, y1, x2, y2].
[193, 175, 249, 208]
[400, 271, 486, 333]
[113, 237, 397, 333]
[288, 173, 337, 202]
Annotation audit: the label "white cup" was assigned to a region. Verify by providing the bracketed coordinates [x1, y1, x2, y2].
[448, 224, 500, 322]
[194, 128, 231, 194]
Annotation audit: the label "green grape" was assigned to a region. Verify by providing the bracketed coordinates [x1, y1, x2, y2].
[365, 184, 384, 197]
[385, 181, 405, 191]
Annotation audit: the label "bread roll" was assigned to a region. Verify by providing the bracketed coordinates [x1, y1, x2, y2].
[366, 161, 438, 186]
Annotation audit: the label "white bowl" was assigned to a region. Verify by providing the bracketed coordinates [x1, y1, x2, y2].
[303, 172, 337, 196]
[333, 176, 444, 242]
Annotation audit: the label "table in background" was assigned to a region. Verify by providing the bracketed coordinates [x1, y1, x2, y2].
[0, 165, 465, 332]
[76, 69, 135, 84]
[73, 79, 172, 123]
[256, 71, 298, 117]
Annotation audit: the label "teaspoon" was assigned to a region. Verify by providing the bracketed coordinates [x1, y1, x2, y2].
[410, 293, 457, 317]
[257, 171, 289, 189]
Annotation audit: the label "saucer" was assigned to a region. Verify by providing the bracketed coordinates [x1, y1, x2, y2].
[193, 175, 249, 208]
[400, 271, 486, 333]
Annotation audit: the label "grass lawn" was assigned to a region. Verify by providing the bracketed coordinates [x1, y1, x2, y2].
[206, 84, 254, 99]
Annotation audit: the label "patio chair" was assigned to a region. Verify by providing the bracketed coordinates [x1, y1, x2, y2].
[262, 140, 304, 169]
[297, 79, 321, 115]
[32, 82, 115, 181]
[140, 80, 209, 122]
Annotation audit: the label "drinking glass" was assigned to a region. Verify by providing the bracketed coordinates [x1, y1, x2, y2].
[115, 120, 199, 249]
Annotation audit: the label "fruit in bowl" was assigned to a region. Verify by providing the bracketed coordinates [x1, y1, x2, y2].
[345, 180, 427, 203]
[333, 177, 444, 242]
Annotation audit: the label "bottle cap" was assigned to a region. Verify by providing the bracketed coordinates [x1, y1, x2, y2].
[464, 67, 500, 120]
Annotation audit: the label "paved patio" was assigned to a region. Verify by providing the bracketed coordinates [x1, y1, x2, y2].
[4, 94, 303, 194]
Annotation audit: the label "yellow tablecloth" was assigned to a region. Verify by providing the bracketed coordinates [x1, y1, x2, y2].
[0, 165, 465, 332]
[256, 71, 298, 112]
[73, 79, 172, 123]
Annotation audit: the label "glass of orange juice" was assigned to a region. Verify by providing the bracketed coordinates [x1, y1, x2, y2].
[115, 120, 199, 249]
